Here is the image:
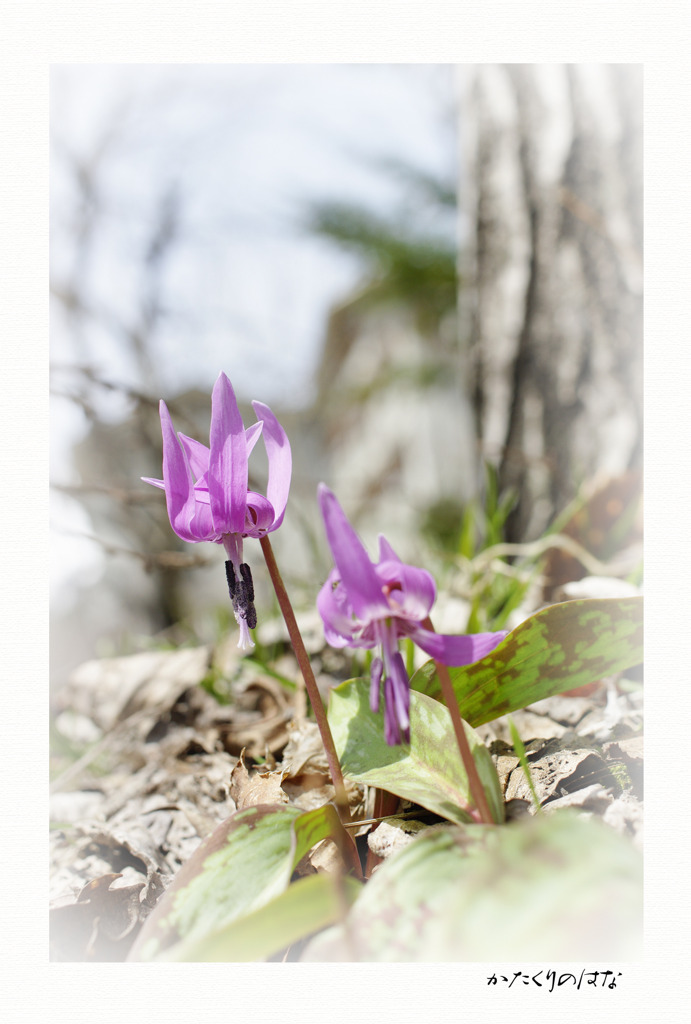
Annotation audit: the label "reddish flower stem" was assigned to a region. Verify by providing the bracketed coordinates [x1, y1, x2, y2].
[259, 534, 350, 823]
[421, 617, 494, 825]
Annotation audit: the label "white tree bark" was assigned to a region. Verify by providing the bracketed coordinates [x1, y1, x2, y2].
[458, 64, 642, 540]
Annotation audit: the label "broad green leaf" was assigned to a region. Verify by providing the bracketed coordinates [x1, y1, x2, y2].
[302, 812, 642, 961]
[169, 873, 362, 962]
[129, 802, 355, 961]
[410, 597, 643, 726]
[328, 679, 504, 824]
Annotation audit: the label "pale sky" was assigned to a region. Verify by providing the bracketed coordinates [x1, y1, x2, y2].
[50, 64, 458, 602]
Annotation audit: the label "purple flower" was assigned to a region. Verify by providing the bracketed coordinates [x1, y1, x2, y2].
[317, 484, 507, 745]
[143, 372, 291, 649]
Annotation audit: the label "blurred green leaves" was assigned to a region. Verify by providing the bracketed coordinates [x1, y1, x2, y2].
[173, 873, 362, 962]
[422, 462, 533, 633]
[129, 802, 359, 962]
[302, 812, 642, 961]
[308, 165, 457, 339]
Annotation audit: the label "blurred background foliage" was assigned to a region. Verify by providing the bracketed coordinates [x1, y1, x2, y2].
[50, 64, 642, 693]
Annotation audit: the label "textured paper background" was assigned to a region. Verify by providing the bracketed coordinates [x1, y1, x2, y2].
[1, 3, 688, 1022]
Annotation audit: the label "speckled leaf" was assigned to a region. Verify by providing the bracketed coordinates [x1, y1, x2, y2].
[301, 812, 642, 961]
[128, 802, 354, 961]
[410, 597, 643, 726]
[169, 873, 363, 962]
[328, 680, 504, 824]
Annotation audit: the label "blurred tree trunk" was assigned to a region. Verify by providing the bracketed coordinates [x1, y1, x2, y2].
[458, 64, 642, 541]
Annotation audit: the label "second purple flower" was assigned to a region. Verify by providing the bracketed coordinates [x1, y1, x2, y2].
[317, 484, 507, 745]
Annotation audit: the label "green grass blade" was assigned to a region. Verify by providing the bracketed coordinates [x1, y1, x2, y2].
[508, 716, 541, 812]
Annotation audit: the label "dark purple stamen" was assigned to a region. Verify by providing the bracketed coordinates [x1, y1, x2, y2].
[226, 560, 257, 632]
[244, 601, 258, 630]
[240, 562, 254, 602]
[225, 560, 237, 598]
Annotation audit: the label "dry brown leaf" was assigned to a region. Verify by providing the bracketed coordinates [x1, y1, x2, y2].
[603, 792, 644, 847]
[59, 647, 212, 732]
[228, 750, 290, 810]
[217, 676, 294, 758]
[50, 873, 147, 962]
[604, 735, 644, 763]
[366, 818, 431, 861]
[540, 782, 613, 814]
[505, 744, 615, 806]
[308, 839, 343, 874]
[280, 720, 331, 777]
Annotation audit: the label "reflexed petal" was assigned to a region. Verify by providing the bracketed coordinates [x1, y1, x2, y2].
[159, 401, 207, 543]
[251, 400, 292, 531]
[243, 491, 276, 537]
[193, 484, 211, 505]
[377, 535, 402, 564]
[317, 484, 389, 620]
[376, 558, 436, 621]
[245, 420, 264, 455]
[408, 625, 508, 666]
[316, 571, 368, 648]
[178, 434, 210, 481]
[188, 501, 217, 541]
[209, 372, 248, 534]
[141, 476, 166, 490]
[376, 536, 436, 619]
[317, 569, 380, 647]
[321, 622, 352, 650]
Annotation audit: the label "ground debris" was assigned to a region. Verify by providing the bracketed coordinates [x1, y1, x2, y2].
[504, 744, 616, 805]
[483, 676, 643, 829]
[49, 642, 365, 961]
[50, 629, 643, 961]
[50, 643, 301, 960]
[57, 647, 213, 733]
[229, 750, 290, 809]
[366, 817, 451, 863]
[50, 873, 149, 962]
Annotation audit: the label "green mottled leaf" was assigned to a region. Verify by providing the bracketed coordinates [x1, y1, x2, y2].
[302, 812, 642, 961]
[169, 873, 363, 962]
[328, 679, 504, 824]
[410, 597, 643, 726]
[129, 802, 355, 961]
